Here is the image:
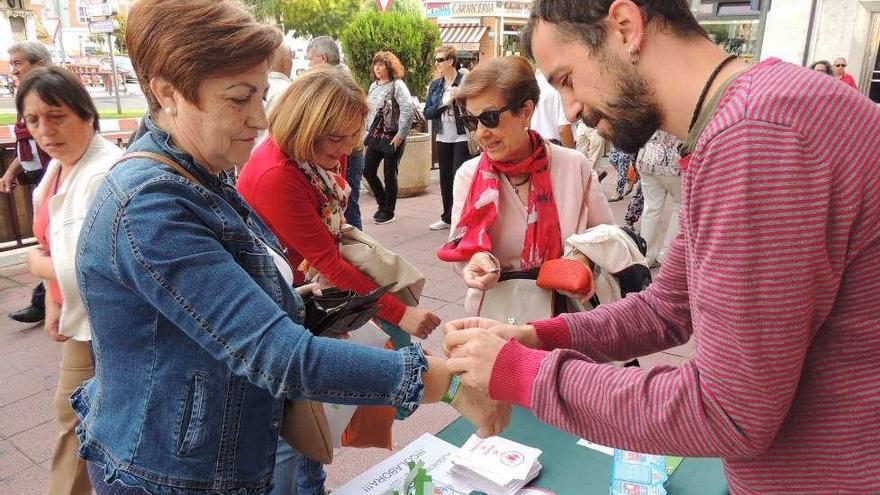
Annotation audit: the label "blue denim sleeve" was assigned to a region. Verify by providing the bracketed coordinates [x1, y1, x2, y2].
[113, 179, 425, 415]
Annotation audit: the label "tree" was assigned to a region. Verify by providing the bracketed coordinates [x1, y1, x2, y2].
[113, 14, 127, 54]
[360, 0, 424, 15]
[239, 0, 281, 23]
[340, 10, 440, 100]
[278, 0, 360, 39]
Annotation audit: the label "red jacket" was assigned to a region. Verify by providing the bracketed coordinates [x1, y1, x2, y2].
[237, 138, 406, 324]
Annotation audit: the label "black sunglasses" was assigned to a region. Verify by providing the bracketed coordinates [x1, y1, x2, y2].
[461, 100, 525, 131]
[434, 56, 450, 63]
[834, 63, 847, 67]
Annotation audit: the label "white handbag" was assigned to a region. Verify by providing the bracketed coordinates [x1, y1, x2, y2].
[477, 271, 554, 325]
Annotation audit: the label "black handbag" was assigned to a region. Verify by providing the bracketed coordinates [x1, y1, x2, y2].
[364, 113, 396, 154]
[301, 284, 393, 337]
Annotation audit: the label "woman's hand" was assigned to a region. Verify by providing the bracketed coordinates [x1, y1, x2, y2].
[26, 248, 55, 281]
[44, 296, 67, 343]
[463, 252, 500, 291]
[399, 306, 440, 339]
[452, 383, 511, 438]
[295, 283, 323, 297]
[444, 317, 540, 355]
[391, 136, 403, 150]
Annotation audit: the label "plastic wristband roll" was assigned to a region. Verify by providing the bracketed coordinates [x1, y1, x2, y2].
[442, 375, 461, 404]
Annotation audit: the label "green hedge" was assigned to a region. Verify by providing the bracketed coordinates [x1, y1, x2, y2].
[340, 10, 439, 100]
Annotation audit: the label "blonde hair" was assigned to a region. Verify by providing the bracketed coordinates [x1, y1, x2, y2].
[269, 67, 369, 163]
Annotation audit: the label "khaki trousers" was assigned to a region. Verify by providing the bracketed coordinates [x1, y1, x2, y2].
[47, 339, 94, 495]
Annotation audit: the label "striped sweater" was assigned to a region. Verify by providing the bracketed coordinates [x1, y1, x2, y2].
[489, 59, 880, 494]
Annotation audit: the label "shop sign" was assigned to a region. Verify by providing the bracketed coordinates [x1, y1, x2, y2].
[452, 1, 495, 17]
[425, 2, 453, 18]
[501, 1, 530, 18]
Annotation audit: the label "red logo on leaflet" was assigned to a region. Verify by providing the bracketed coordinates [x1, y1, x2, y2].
[500, 450, 524, 467]
[376, 0, 393, 11]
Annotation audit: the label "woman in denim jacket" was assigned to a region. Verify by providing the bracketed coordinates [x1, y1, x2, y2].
[72, 2, 508, 494]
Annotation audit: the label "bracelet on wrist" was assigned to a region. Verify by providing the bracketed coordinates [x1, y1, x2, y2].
[441, 374, 461, 405]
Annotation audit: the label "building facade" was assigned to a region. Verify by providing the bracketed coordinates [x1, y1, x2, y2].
[1, 0, 42, 71]
[425, 0, 530, 66]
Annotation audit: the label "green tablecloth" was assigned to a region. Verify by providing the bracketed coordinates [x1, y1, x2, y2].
[437, 407, 729, 495]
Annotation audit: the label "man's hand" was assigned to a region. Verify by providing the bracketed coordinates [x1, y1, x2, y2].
[399, 306, 440, 339]
[391, 135, 404, 150]
[463, 252, 500, 290]
[0, 172, 18, 193]
[444, 317, 540, 355]
[451, 383, 511, 438]
[44, 297, 67, 343]
[445, 329, 508, 392]
[1, 160, 21, 193]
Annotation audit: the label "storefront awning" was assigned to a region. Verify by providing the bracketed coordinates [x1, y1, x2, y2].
[439, 23, 488, 52]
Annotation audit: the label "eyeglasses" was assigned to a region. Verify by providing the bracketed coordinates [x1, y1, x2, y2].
[461, 100, 524, 131]
[835, 63, 847, 67]
[434, 57, 449, 63]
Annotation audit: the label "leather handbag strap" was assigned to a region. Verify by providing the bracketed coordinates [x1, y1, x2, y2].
[112, 151, 203, 186]
[575, 171, 594, 229]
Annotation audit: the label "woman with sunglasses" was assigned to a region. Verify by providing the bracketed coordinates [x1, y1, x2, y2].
[423, 45, 471, 231]
[437, 56, 614, 315]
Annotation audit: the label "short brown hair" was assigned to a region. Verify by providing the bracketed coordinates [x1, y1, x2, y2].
[436, 45, 458, 65]
[269, 67, 369, 163]
[16, 67, 99, 132]
[126, 0, 282, 114]
[456, 56, 539, 114]
[370, 51, 405, 81]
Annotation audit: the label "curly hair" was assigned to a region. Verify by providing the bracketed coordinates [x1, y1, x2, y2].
[370, 51, 405, 81]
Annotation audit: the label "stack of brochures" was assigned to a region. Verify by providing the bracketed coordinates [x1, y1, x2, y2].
[447, 435, 542, 495]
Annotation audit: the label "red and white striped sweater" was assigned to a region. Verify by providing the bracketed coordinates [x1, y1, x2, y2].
[489, 59, 880, 494]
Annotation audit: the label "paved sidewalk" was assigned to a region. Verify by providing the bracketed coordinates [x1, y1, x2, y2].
[0, 167, 689, 493]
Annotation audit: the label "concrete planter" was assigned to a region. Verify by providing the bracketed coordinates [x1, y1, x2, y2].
[362, 132, 432, 199]
[396, 132, 432, 197]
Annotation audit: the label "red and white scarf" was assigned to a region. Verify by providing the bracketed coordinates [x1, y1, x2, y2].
[296, 157, 350, 239]
[437, 130, 562, 270]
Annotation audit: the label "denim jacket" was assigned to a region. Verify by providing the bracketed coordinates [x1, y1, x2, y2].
[72, 117, 427, 495]
[423, 73, 466, 136]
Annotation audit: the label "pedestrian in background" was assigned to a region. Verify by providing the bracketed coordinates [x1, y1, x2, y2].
[307, 35, 366, 230]
[607, 144, 635, 201]
[635, 130, 682, 267]
[423, 45, 470, 231]
[20, 66, 122, 495]
[575, 121, 608, 181]
[363, 51, 413, 225]
[531, 70, 575, 147]
[810, 60, 832, 75]
[832, 57, 858, 88]
[2, 41, 54, 325]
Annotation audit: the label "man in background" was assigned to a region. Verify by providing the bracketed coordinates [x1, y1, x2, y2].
[531, 70, 575, 147]
[2, 41, 54, 324]
[832, 57, 858, 89]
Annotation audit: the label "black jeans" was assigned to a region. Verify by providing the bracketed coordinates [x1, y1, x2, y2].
[436, 141, 471, 224]
[31, 282, 45, 309]
[363, 142, 406, 216]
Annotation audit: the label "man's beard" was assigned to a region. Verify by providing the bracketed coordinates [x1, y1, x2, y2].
[583, 53, 662, 154]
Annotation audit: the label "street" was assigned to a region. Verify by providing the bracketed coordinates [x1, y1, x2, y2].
[0, 84, 147, 113]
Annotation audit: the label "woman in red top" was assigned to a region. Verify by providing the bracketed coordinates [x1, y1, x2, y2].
[238, 67, 440, 495]
[238, 67, 439, 338]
